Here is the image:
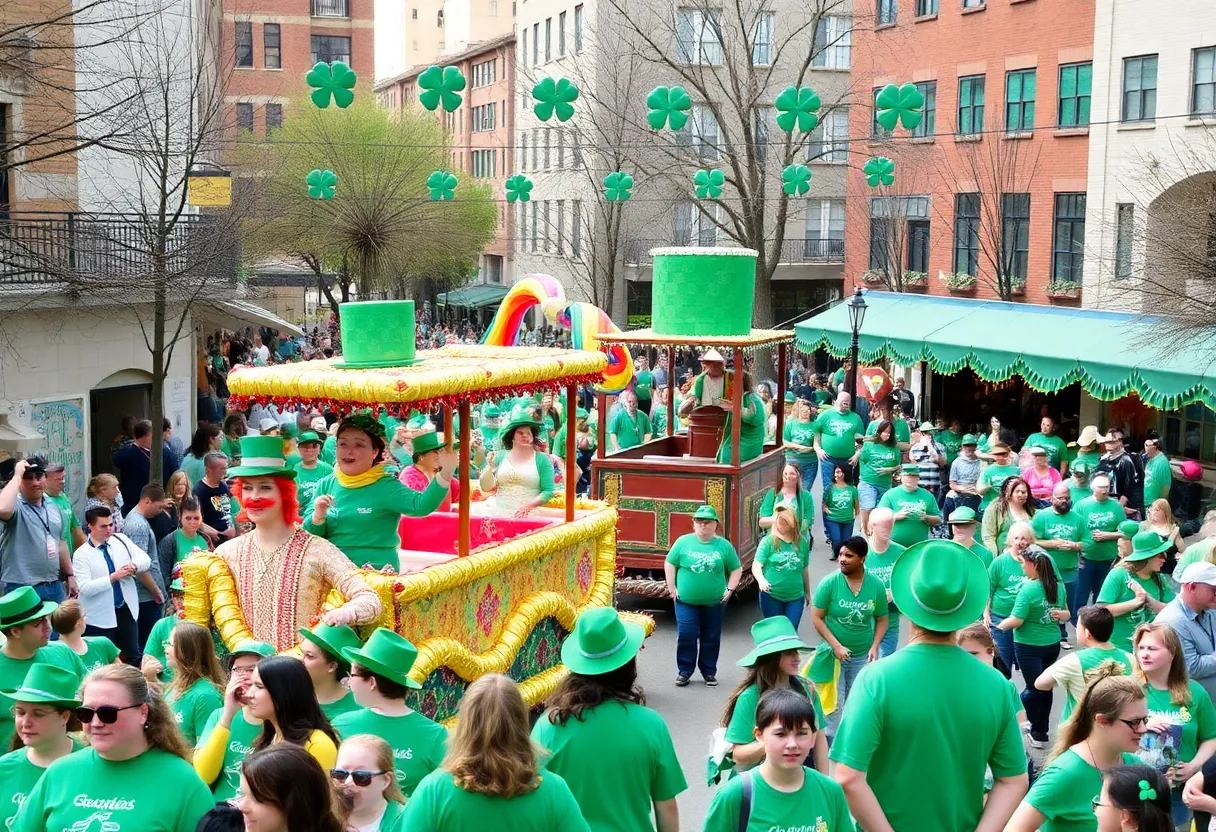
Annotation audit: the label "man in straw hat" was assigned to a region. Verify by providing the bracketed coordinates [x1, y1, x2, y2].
[831, 540, 1028, 831]
[678, 349, 734, 417]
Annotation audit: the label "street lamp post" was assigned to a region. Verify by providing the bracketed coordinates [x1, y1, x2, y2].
[845, 288, 867, 414]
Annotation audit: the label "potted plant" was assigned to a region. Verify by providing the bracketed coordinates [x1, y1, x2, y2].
[1047, 279, 1081, 300]
[860, 269, 887, 286]
[902, 270, 928, 287]
[942, 272, 977, 292]
[1009, 277, 1027, 296]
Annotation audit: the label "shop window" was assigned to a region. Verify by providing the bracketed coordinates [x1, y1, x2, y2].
[1165, 402, 1216, 463]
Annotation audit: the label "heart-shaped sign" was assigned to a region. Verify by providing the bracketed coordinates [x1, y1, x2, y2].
[856, 366, 893, 403]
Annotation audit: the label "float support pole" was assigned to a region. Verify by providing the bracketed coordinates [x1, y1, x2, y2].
[565, 383, 576, 523]
[458, 400, 470, 557]
[444, 407, 454, 449]
[666, 345, 676, 438]
[775, 343, 787, 446]
[592, 390, 607, 499]
[731, 350, 742, 468]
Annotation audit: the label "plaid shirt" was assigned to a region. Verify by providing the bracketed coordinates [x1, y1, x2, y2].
[909, 441, 947, 489]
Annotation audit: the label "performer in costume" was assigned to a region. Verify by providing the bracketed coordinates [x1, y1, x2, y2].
[678, 349, 735, 417]
[217, 435, 382, 651]
[479, 406, 556, 517]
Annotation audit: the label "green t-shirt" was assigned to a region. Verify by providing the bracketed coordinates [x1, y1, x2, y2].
[197, 708, 262, 801]
[811, 570, 889, 655]
[978, 464, 1022, 510]
[1096, 567, 1175, 652]
[829, 644, 1027, 832]
[864, 542, 906, 627]
[1046, 646, 1134, 721]
[179, 453, 207, 487]
[664, 534, 741, 606]
[0, 646, 86, 750]
[400, 769, 591, 832]
[531, 701, 686, 832]
[1073, 449, 1102, 472]
[634, 371, 653, 401]
[812, 409, 864, 459]
[1068, 482, 1093, 504]
[608, 408, 651, 451]
[877, 486, 940, 547]
[1143, 680, 1216, 773]
[1174, 538, 1216, 582]
[858, 442, 900, 487]
[168, 678, 224, 747]
[1026, 749, 1142, 832]
[11, 747, 213, 832]
[76, 636, 120, 673]
[968, 541, 995, 568]
[47, 492, 80, 545]
[319, 689, 361, 722]
[1024, 433, 1069, 471]
[724, 679, 827, 745]
[823, 485, 858, 523]
[1144, 453, 1173, 504]
[755, 535, 810, 601]
[988, 553, 1028, 618]
[0, 743, 82, 830]
[292, 460, 335, 508]
[1032, 509, 1085, 576]
[1075, 496, 1124, 563]
[939, 429, 964, 465]
[332, 708, 448, 797]
[758, 488, 814, 535]
[783, 418, 818, 463]
[703, 767, 852, 832]
[866, 418, 911, 444]
[144, 614, 178, 684]
[174, 530, 209, 563]
[1010, 579, 1067, 646]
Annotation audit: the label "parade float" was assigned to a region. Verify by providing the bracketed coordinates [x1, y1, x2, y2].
[180, 299, 641, 723]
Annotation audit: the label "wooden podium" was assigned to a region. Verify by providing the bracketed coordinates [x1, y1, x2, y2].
[686, 406, 726, 458]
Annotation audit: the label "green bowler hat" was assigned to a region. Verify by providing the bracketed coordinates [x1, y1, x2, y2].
[947, 507, 978, 525]
[411, 431, 456, 456]
[736, 616, 811, 667]
[891, 540, 988, 632]
[561, 607, 645, 675]
[299, 623, 362, 671]
[0, 663, 82, 708]
[1126, 531, 1173, 562]
[693, 505, 720, 522]
[342, 628, 422, 690]
[1118, 520, 1142, 539]
[230, 640, 276, 660]
[0, 586, 57, 630]
[334, 300, 419, 369]
[226, 435, 296, 479]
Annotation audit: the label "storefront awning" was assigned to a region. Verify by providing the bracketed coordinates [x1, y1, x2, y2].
[794, 291, 1216, 411]
[203, 300, 303, 337]
[436, 284, 508, 308]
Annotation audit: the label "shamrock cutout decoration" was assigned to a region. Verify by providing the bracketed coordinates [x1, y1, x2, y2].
[646, 85, 692, 131]
[863, 157, 895, 187]
[693, 169, 724, 199]
[533, 77, 579, 122]
[602, 171, 634, 202]
[774, 86, 821, 133]
[305, 169, 338, 200]
[426, 170, 458, 201]
[874, 82, 925, 131]
[417, 65, 466, 113]
[306, 61, 357, 109]
[1137, 780, 1157, 801]
[781, 164, 811, 196]
[505, 174, 533, 203]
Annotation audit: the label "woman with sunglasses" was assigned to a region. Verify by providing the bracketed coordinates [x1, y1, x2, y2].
[11, 663, 213, 832]
[298, 623, 361, 721]
[0, 665, 84, 830]
[163, 620, 225, 747]
[238, 744, 344, 832]
[1096, 764, 1173, 832]
[1005, 670, 1148, 831]
[331, 734, 405, 832]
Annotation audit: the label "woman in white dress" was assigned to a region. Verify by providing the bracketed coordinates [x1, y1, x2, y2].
[479, 406, 555, 518]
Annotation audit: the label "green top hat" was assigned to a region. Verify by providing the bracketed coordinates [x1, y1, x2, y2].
[334, 300, 418, 369]
[1126, 530, 1173, 562]
[694, 505, 720, 522]
[0, 586, 57, 631]
[411, 431, 456, 456]
[561, 607, 645, 675]
[0, 663, 82, 708]
[299, 623, 362, 671]
[900, 463, 921, 475]
[229, 640, 276, 661]
[1118, 520, 1142, 539]
[297, 430, 323, 446]
[891, 540, 988, 632]
[736, 616, 811, 667]
[947, 507, 978, 524]
[960, 434, 978, 446]
[500, 406, 543, 441]
[342, 628, 422, 690]
[226, 436, 296, 479]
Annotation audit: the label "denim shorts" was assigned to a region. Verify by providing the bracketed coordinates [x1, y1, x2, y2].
[858, 481, 888, 510]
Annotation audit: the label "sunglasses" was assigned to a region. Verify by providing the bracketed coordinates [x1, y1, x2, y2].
[75, 703, 141, 724]
[329, 769, 387, 787]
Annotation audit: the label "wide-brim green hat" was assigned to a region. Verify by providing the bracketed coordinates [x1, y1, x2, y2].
[694, 505, 720, 522]
[411, 431, 451, 456]
[0, 663, 81, 708]
[0, 586, 57, 631]
[561, 607, 645, 675]
[891, 540, 988, 632]
[341, 628, 422, 689]
[226, 435, 296, 478]
[736, 616, 811, 667]
[500, 405, 543, 440]
[1126, 531, 1172, 562]
[947, 507, 977, 524]
[299, 624, 362, 671]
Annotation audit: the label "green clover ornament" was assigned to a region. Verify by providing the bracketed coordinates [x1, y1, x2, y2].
[645, 85, 692, 131]
[305, 61, 357, 109]
[306, 169, 338, 200]
[863, 156, 895, 187]
[875, 82, 925, 131]
[426, 170, 458, 200]
[417, 65, 466, 113]
[693, 169, 724, 199]
[781, 164, 811, 196]
[505, 174, 533, 203]
[533, 77, 579, 122]
[602, 171, 634, 202]
[774, 86, 821, 133]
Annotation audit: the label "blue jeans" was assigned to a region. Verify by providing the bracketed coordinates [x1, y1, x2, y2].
[818, 456, 854, 494]
[988, 613, 1017, 674]
[4, 581, 66, 639]
[1015, 641, 1060, 739]
[786, 455, 818, 492]
[1172, 789, 1192, 829]
[825, 655, 867, 741]
[823, 519, 854, 559]
[880, 618, 900, 657]
[1076, 557, 1113, 609]
[1060, 578, 1079, 639]
[758, 593, 805, 630]
[673, 600, 726, 679]
[857, 481, 888, 511]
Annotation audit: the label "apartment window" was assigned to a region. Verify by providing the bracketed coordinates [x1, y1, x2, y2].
[907, 220, 930, 272]
[1164, 403, 1216, 463]
[953, 193, 980, 275]
[1057, 62, 1091, 127]
[543, 201, 551, 250]
[519, 202, 527, 246]
[311, 0, 350, 16]
[574, 4, 583, 52]
[869, 216, 891, 271]
[913, 82, 936, 137]
[1053, 193, 1086, 283]
[1122, 55, 1157, 122]
[676, 8, 722, 66]
[437, 9, 443, 25]
[533, 23, 539, 64]
[0, 103, 9, 215]
[916, 0, 938, 16]
[675, 201, 717, 246]
[471, 103, 496, 131]
[676, 104, 720, 161]
[571, 131, 582, 168]
[489, 0, 498, 14]
[1001, 193, 1030, 282]
[544, 128, 552, 168]
[545, 18, 552, 61]
[265, 103, 283, 131]
[806, 198, 845, 259]
[520, 133, 528, 171]
[812, 16, 851, 69]
[752, 12, 773, 67]
[753, 106, 771, 166]
[263, 23, 281, 69]
[522, 29, 528, 67]
[956, 75, 985, 135]
[472, 59, 496, 87]
[311, 35, 351, 66]
[412, 7, 417, 18]
[472, 149, 496, 178]
[235, 21, 253, 67]
[531, 128, 538, 169]
[872, 88, 892, 138]
[559, 11, 567, 56]
[877, 0, 896, 26]
[1005, 69, 1035, 132]
[808, 110, 848, 162]
[571, 200, 582, 256]
[1193, 47, 1216, 115]
[531, 202, 538, 251]
[1115, 203, 1134, 280]
[962, 0, 983, 6]
[557, 200, 566, 253]
[236, 102, 254, 133]
[557, 131, 565, 168]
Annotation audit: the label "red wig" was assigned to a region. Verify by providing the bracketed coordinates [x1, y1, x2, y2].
[231, 476, 301, 526]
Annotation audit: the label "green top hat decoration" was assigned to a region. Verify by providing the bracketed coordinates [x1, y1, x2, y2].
[299, 623, 362, 671]
[736, 616, 811, 667]
[226, 436, 297, 479]
[342, 628, 422, 690]
[0, 586, 58, 630]
[561, 607, 645, 675]
[334, 300, 418, 370]
[0, 663, 82, 708]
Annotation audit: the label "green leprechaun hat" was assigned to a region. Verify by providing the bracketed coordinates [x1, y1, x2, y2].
[341, 628, 423, 689]
[0, 663, 82, 708]
[334, 300, 419, 369]
[226, 435, 296, 478]
[299, 623, 362, 672]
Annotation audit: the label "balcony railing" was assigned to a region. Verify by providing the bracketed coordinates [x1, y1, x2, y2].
[624, 238, 845, 266]
[311, 0, 350, 17]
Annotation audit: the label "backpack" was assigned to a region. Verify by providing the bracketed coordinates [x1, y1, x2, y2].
[738, 770, 754, 832]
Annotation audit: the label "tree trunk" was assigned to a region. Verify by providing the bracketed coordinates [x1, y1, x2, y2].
[149, 273, 167, 485]
[752, 259, 775, 384]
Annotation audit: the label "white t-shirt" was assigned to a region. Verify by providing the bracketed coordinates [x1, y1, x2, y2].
[254, 344, 270, 363]
[698, 374, 725, 407]
[352, 806, 387, 832]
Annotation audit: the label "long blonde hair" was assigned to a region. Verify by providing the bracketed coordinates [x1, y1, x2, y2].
[770, 507, 798, 545]
[167, 621, 226, 700]
[165, 471, 191, 513]
[444, 674, 540, 798]
[1051, 668, 1145, 762]
[340, 734, 405, 804]
[1132, 622, 1191, 707]
[83, 663, 192, 760]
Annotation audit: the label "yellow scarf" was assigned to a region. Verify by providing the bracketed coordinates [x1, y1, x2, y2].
[334, 464, 389, 489]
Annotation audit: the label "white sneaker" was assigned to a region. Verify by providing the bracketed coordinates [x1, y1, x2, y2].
[1061, 639, 1072, 649]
